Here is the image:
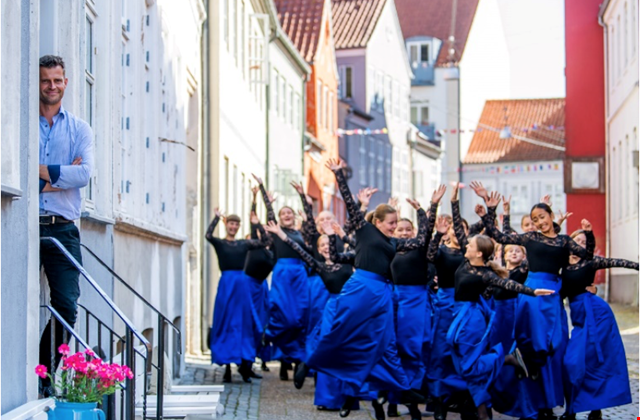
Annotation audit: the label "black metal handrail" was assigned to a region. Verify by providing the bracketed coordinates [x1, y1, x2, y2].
[41, 237, 150, 420]
[80, 243, 184, 420]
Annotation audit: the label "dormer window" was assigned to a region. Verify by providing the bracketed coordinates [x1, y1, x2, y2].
[407, 40, 434, 68]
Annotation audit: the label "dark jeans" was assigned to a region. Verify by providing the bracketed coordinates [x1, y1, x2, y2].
[39, 222, 82, 385]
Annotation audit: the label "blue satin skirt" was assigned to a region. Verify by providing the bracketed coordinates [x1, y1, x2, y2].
[424, 287, 466, 399]
[210, 270, 256, 365]
[564, 293, 631, 414]
[446, 298, 504, 407]
[247, 274, 272, 362]
[394, 285, 428, 389]
[307, 269, 410, 392]
[307, 273, 330, 342]
[266, 258, 309, 361]
[490, 298, 517, 354]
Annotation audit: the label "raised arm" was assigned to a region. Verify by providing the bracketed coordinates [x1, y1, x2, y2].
[327, 159, 365, 230]
[329, 233, 356, 264]
[427, 219, 447, 262]
[292, 181, 319, 243]
[566, 220, 595, 260]
[205, 209, 222, 245]
[397, 205, 428, 251]
[480, 269, 538, 296]
[450, 183, 468, 252]
[482, 204, 526, 245]
[501, 195, 517, 235]
[246, 212, 272, 249]
[591, 256, 639, 271]
[331, 221, 356, 249]
[253, 174, 276, 223]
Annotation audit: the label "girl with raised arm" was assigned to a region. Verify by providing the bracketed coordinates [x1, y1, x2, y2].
[449, 183, 554, 420]
[205, 207, 270, 383]
[252, 174, 310, 380]
[304, 158, 429, 413]
[560, 230, 638, 420]
[263, 220, 358, 412]
[470, 182, 594, 420]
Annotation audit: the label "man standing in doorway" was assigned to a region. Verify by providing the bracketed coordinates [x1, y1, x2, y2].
[38, 55, 94, 396]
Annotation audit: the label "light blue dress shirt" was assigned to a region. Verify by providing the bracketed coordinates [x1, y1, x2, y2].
[39, 106, 94, 220]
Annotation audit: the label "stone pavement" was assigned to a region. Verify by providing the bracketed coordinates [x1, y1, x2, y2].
[180, 304, 639, 419]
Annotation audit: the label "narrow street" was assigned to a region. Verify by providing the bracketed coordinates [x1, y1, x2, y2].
[179, 304, 639, 420]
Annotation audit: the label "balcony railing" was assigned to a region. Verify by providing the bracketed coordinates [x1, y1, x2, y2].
[415, 124, 436, 141]
[411, 62, 435, 86]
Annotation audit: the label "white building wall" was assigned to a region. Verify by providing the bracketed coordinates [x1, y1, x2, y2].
[366, 0, 414, 215]
[602, 0, 639, 304]
[460, 160, 566, 233]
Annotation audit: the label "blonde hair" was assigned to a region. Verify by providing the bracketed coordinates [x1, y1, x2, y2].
[317, 234, 329, 248]
[365, 204, 397, 225]
[504, 244, 526, 256]
[570, 229, 585, 240]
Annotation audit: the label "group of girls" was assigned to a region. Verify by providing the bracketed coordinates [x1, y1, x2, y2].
[205, 161, 638, 420]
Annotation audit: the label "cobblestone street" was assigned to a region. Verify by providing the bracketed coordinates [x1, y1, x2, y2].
[179, 305, 639, 420]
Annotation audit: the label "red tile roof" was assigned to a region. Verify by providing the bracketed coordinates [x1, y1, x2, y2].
[395, 0, 480, 66]
[463, 99, 566, 164]
[274, 0, 327, 62]
[331, 0, 387, 49]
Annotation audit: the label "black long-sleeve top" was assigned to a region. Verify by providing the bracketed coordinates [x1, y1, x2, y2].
[298, 191, 349, 260]
[283, 236, 354, 294]
[493, 261, 529, 300]
[205, 216, 269, 271]
[454, 261, 536, 302]
[427, 232, 465, 289]
[482, 206, 595, 274]
[243, 201, 275, 281]
[333, 167, 429, 279]
[258, 184, 309, 260]
[390, 201, 438, 285]
[561, 257, 639, 299]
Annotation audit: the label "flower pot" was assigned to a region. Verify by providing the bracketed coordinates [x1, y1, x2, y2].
[47, 402, 105, 420]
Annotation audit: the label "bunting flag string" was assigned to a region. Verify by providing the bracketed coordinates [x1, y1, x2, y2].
[337, 128, 389, 137]
[336, 124, 565, 138]
[459, 163, 562, 174]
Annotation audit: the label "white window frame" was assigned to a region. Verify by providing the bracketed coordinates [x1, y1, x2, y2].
[407, 40, 431, 67]
[84, 3, 97, 207]
[273, 69, 279, 116]
[359, 135, 367, 185]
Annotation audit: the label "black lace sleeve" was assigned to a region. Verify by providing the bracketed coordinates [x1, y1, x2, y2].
[259, 183, 277, 223]
[468, 220, 484, 236]
[251, 199, 257, 215]
[512, 259, 529, 275]
[480, 268, 536, 296]
[298, 191, 319, 244]
[205, 216, 221, 245]
[425, 201, 438, 244]
[451, 200, 468, 253]
[333, 168, 365, 231]
[483, 206, 528, 245]
[503, 214, 517, 235]
[283, 236, 321, 273]
[396, 208, 429, 251]
[591, 256, 639, 271]
[341, 233, 356, 248]
[427, 232, 444, 262]
[246, 223, 272, 249]
[566, 231, 594, 260]
[329, 234, 356, 264]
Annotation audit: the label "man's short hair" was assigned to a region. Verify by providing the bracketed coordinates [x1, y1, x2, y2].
[39, 55, 66, 74]
[226, 214, 241, 224]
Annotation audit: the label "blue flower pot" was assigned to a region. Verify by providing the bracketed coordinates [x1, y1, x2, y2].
[47, 402, 105, 420]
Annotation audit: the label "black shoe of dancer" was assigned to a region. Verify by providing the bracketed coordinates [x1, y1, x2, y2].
[386, 403, 399, 417]
[377, 390, 389, 405]
[504, 348, 529, 379]
[261, 361, 270, 372]
[240, 360, 262, 380]
[223, 364, 232, 383]
[293, 362, 310, 389]
[406, 403, 422, 420]
[400, 389, 427, 405]
[238, 362, 252, 383]
[538, 408, 558, 419]
[279, 361, 289, 381]
[528, 362, 540, 381]
[340, 396, 357, 418]
[559, 414, 576, 420]
[316, 406, 339, 411]
[433, 398, 447, 420]
[587, 410, 602, 420]
[372, 400, 386, 420]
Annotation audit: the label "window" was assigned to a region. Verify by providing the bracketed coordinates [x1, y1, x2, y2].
[328, 92, 334, 132]
[401, 151, 409, 194]
[400, 86, 408, 122]
[339, 66, 353, 99]
[617, 15, 622, 78]
[85, 9, 96, 202]
[510, 184, 531, 214]
[280, 78, 286, 121]
[421, 44, 429, 63]
[409, 44, 418, 64]
[407, 41, 431, 66]
[294, 93, 301, 131]
[624, 3, 629, 66]
[274, 69, 279, 115]
[384, 76, 391, 114]
[368, 138, 376, 187]
[289, 85, 294, 125]
[410, 105, 429, 126]
[624, 135, 630, 217]
[316, 80, 322, 125]
[359, 135, 367, 185]
[611, 25, 616, 83]
[232, 0, 238, 65]
[634, 128, 639, 214]
[233, 165, 238, 214]
[224, 157, 230, 212]
[324, 86, 329, 129]
[392, 81, 399, 118]
[224, 0, 229, 48]
[385, 145, 392, 193]
[240, 0, 245, 76]
[377, 140, 384, 188]
[632, 0, 637, 56]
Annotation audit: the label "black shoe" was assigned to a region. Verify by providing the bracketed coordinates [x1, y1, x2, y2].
[372, 400, 386, 420]
[559, 414, 576, 420]
[528, 363, 540, 381]
[340, 396, 357, 418]
[238, 361, 258, 382]
[293, 362, 309, 389]
[377, 390, 389, 405]
[407, 403, 422, 420]
[387, 403, 400, 417]
[261, 361, 270, 372]
[400, 390, 427, 405]
[587, 410, 602, 420]
[512, 348, 529, 379]
[279, 361, 289, 381]
[316, 406, 339, 411]
[538, 409, 557, 420]
[223, 364, 232, 383]
[433, 400, 447, 420]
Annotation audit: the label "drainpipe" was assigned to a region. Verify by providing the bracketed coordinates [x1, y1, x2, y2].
[265, 30, 278, 189]
[301, 74, 309, 183]
[598, 12, 611, 301]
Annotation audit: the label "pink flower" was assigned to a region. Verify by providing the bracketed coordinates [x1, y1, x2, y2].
[35, 365, 48, 379]
[58, 344, 70, 356]
[84, 348, 95, 357]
